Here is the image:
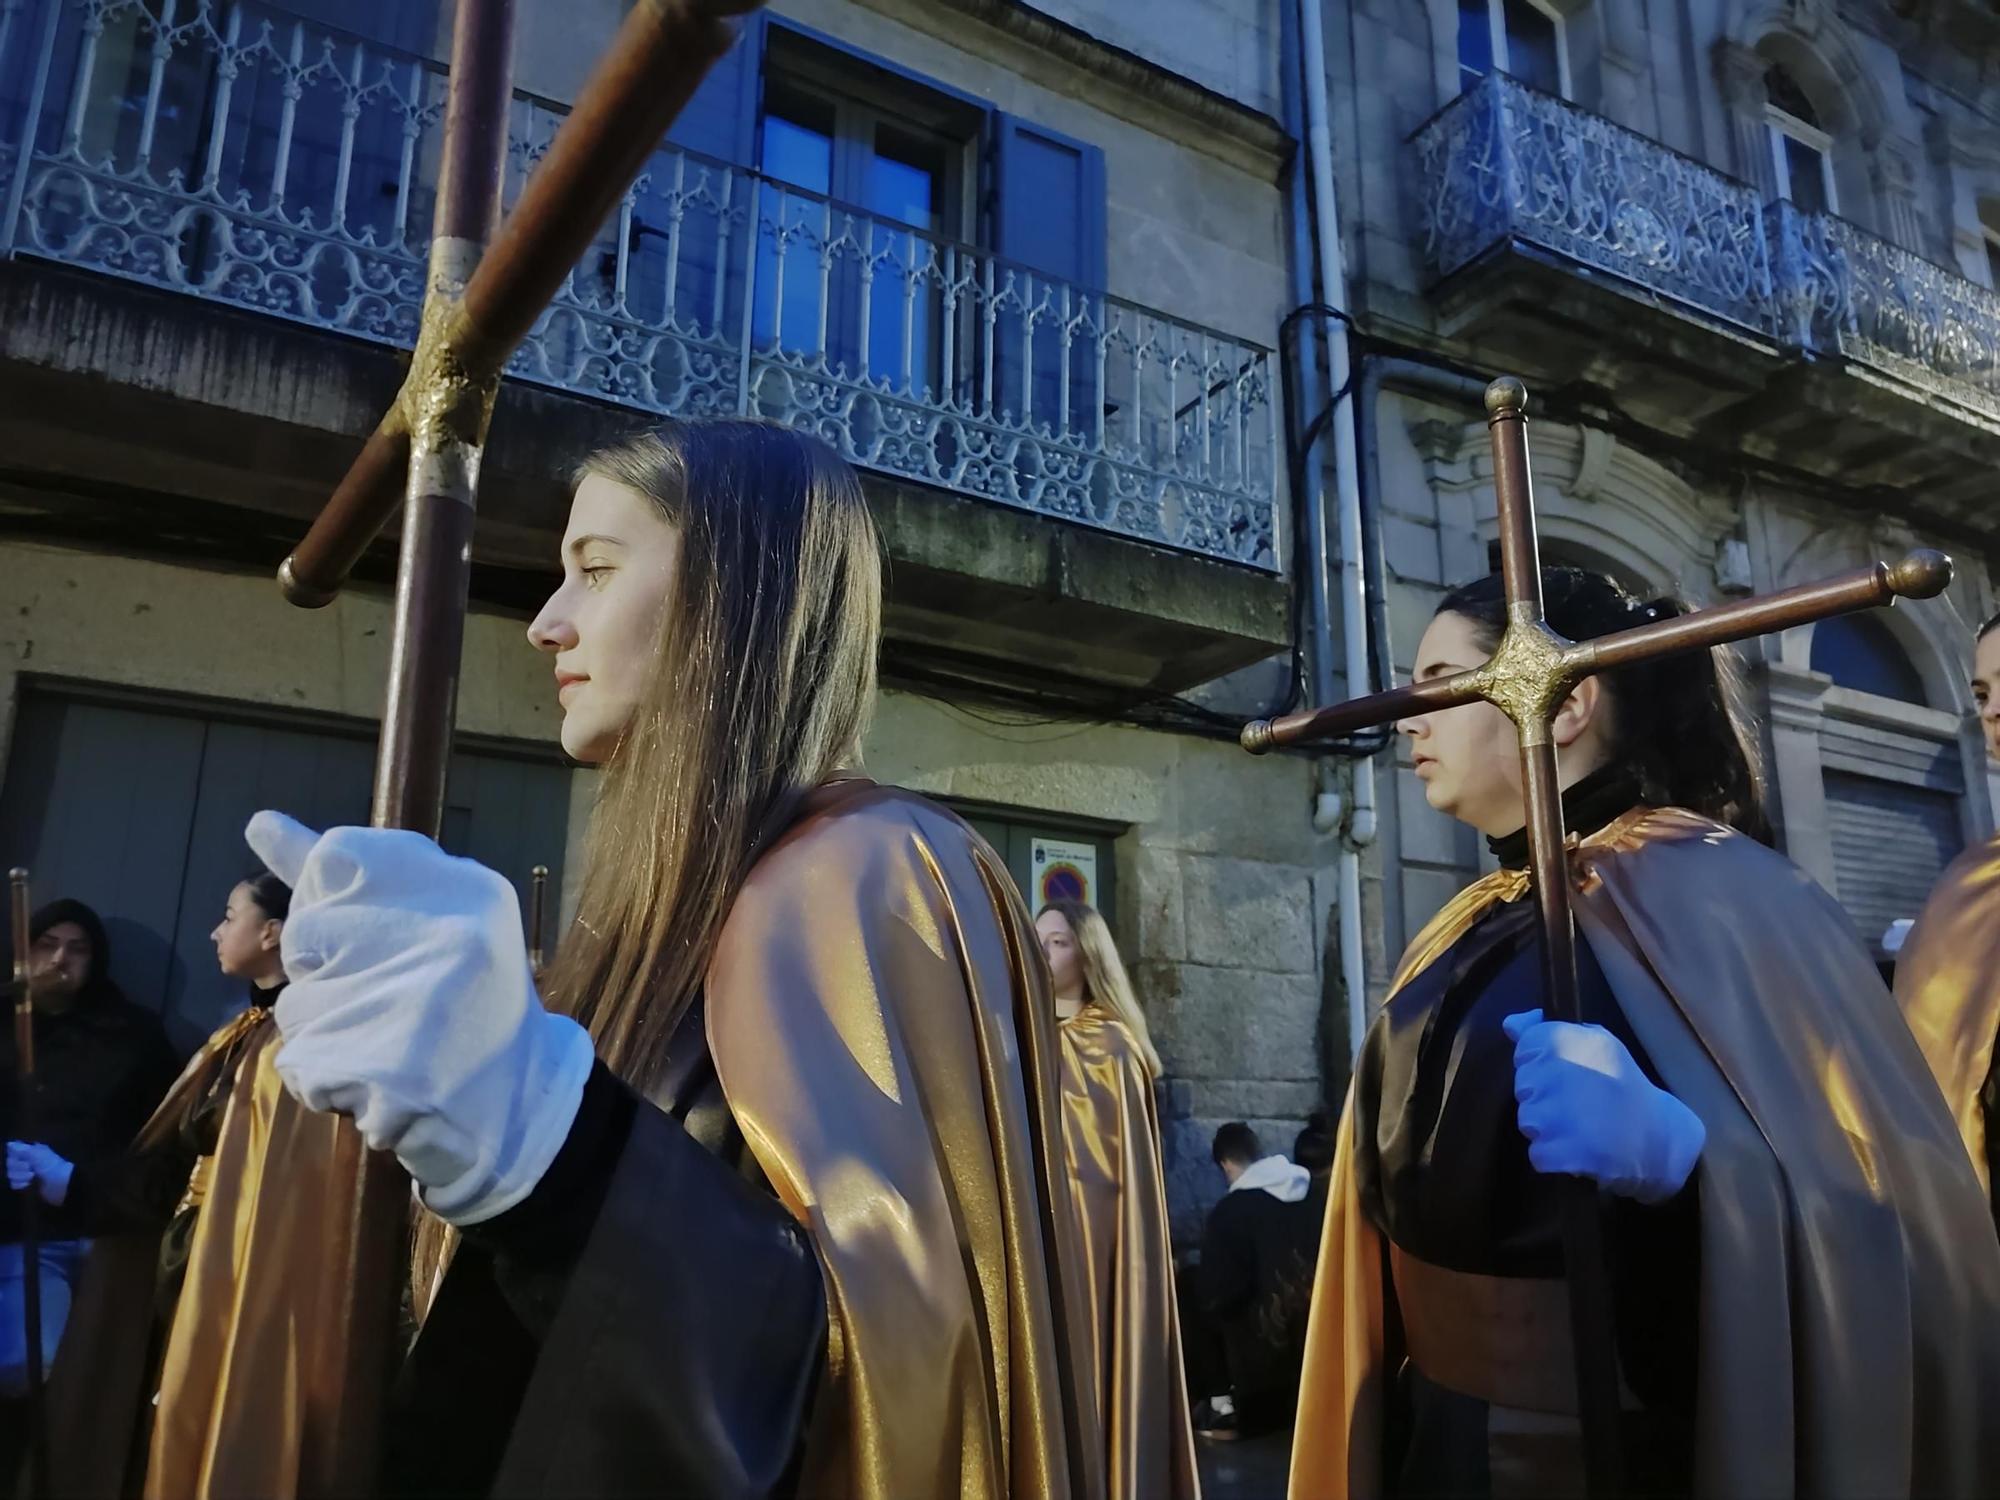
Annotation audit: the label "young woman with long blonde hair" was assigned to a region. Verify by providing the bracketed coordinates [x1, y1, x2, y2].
[151, 421, 1103, 1500]
[1037, 899, 1198, 1500]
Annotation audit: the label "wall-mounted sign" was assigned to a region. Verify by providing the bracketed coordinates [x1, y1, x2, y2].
[1031, 836, 1098, 910]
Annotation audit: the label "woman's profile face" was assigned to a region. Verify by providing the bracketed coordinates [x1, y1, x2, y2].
[528, 475, 683, 764]
[1397, 611, 1532, 838]
[211, 882, 280, 980]
[1036, 909, 1083, 1000]
[1396, 610, 1610, 836]
[1974, 626, 2000, 762]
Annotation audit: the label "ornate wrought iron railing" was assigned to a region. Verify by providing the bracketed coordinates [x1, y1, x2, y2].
[1767, 202, 2000, 421]
[0, 0, 1278, 568]
[1414, 73, 1776, 332]
[1414, 73, 2000, 425]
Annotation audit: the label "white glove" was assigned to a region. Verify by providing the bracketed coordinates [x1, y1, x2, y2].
[1502, 1009, 1705, 1205]
[246, 812, 594, 1226]
[5, 1142, 70, 1206]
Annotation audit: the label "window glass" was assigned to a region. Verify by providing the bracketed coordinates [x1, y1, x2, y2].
[1502, 0, 1562, 95]
[1457, 0, 1494, 93]
[1810, 614, 1928, 705]
[1766, 67, 1819, 129]
[1780, 134, 1831, 214]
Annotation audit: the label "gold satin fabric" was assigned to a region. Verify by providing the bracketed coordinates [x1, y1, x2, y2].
[143, 1022, 353, 1500]
[1893, 830, 2000, 1192]
[707, 781, 1104, 1500]
[45, 1004, 274, 1500]
[138, 781, 1101, 1499]
[1290, 808, 2000, 1500]
[1056, 1005, 1201, 1500]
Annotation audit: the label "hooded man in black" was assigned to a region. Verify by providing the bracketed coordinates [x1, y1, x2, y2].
[0, 899, 176, 1391]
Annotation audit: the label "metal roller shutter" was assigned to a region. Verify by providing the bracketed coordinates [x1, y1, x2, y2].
[1824, 769, 1963, 954]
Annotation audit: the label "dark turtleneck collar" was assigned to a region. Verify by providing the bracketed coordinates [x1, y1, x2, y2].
[1488, 764, 1643, 870]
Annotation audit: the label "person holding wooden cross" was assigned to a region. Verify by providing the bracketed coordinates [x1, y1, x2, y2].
[1890, 608, 2000, 1229]
[1287, 567, 2000, 1500]
[215, 421, 1103, 1500]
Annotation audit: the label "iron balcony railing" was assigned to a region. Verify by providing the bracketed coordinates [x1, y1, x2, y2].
[0, 0, 1279, 569]
[1414, 73, 2000, 424]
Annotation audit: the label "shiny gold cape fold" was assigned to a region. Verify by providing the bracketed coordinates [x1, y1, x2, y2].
[706, 781, 1105, 1500]
[45, 1006, 274, 1500]
[1290, 808, 2000, 1500]
[1056, 1006, 1201, 1500]
[141, 1021, 352, 1500]
[1893, 830, 2000, 1192]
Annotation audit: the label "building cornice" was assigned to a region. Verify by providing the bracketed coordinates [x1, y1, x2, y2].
[849, 0, 1292, 176]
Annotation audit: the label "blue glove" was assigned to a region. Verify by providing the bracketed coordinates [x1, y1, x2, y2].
[1501, 1009, 1704, 1204]
[245, 811, 595, 1226]
[6, 1142, 72, 1206]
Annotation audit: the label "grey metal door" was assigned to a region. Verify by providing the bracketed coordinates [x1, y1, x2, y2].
[0, 684, 572, 1051]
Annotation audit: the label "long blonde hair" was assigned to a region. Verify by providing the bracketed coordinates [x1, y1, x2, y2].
[542, 420, 881, 1079]
[416, 419, 881, 1307]
[1042, 898, 1163, 1076]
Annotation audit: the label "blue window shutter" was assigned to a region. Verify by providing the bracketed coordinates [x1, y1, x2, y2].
[993, 114, 1107, 292]
[666, 15, 766, 165]
[989, 114, 1107, 438]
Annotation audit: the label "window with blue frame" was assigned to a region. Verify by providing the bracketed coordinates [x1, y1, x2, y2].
[753, 47, 977, 396]
[1810, 613, 1928, 705]
[1458, 0, 1569, 97]
[656, 20, 1109, 444]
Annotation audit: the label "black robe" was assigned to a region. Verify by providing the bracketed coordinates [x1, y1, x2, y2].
[0, 995, 177, 1244]
[1349, 771, 1698, 1500]
[385, 998, 826, 1500]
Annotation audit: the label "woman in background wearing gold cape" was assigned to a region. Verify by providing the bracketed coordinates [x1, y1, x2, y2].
[1893, 608, 2000, 1220]
[1289, 567, 2000, 1500]
[1037, 899, 1200, 1500]
[138, 422, 1104, 1500]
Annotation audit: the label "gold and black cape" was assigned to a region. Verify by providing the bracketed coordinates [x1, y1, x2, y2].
[1290, 808, 2000, 1499]
[114, 780, 1104, 1500]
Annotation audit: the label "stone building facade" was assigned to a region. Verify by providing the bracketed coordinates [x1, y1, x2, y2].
[8, 0, 1983, 1240]
[1322, 0, 2000, 1003]
[0, 0, 1331, 1234]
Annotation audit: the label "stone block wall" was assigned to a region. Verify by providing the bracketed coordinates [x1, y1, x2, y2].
[864, 689, 1338, 1240]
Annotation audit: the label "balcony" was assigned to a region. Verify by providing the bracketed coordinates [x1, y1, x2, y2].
[0, 0, 1278, 574]
[1412, 74, 2000, 516]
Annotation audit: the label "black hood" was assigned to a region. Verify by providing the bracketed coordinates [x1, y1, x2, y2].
[27, 898, 118, 1002]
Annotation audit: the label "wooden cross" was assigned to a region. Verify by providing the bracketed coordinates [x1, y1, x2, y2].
[1242, 375, 1953, 1495]
[258, 3, 762, 1492]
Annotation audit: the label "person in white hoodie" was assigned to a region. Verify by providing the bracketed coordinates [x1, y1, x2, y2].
[1196, 1123, 1318, 1441]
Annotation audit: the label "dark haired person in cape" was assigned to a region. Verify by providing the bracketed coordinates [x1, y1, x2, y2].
[1890, 608, 2000, 1226]
[130, 421, 1103, 1500]
[1288, 567, 2000, 1500]
[27, 873, 292, 1498]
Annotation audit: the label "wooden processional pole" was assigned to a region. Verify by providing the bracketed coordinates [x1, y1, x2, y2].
[274, 3, 761, 1491]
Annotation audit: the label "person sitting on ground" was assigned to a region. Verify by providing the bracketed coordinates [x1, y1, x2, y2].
[1197, 1122, 1320, 1442]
